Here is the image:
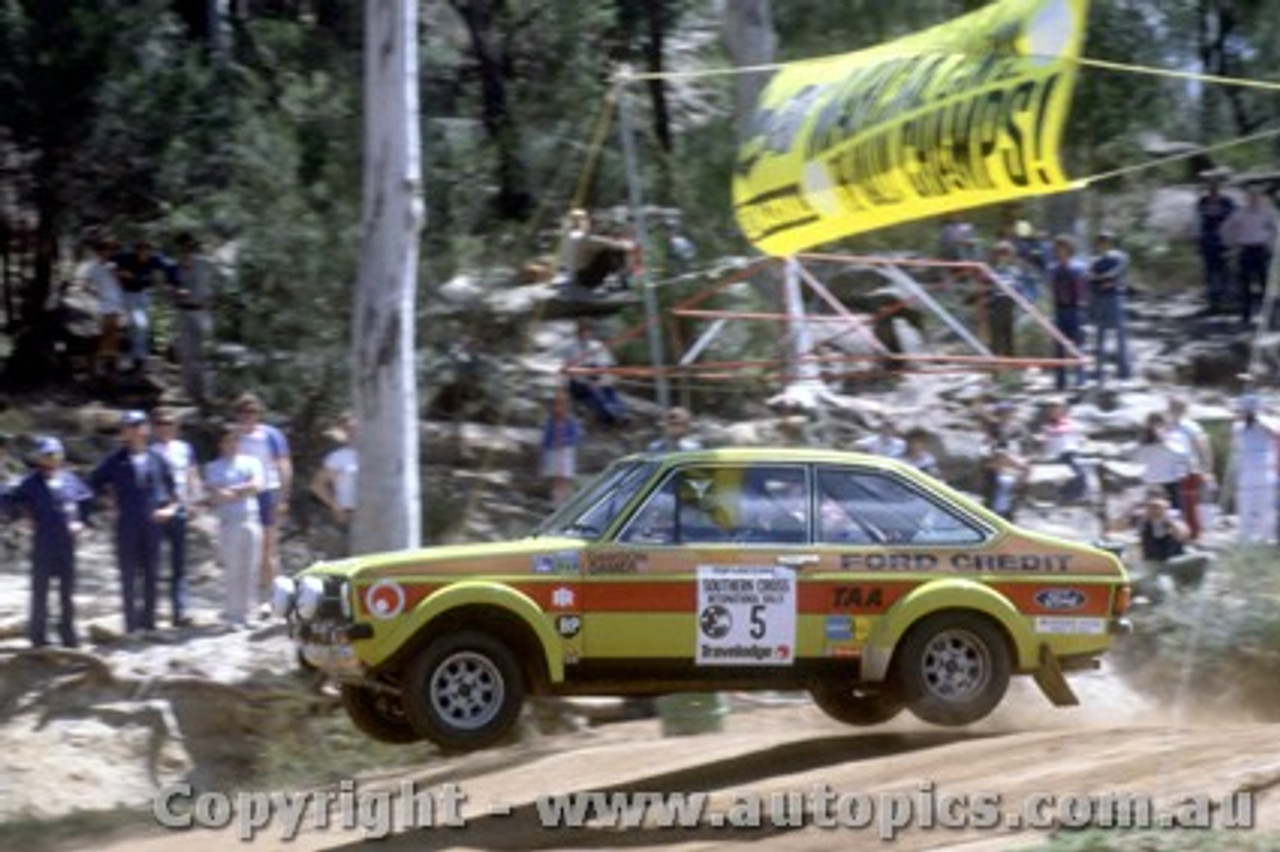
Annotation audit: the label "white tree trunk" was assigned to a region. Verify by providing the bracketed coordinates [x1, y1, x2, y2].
[352, 0, 423, 554]
[720, 0, 776, 141]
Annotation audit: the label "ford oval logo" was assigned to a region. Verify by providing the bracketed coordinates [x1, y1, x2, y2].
[1034, 588, 1086, 611]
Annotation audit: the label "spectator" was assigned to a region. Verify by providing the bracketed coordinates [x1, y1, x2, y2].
[1133, 413, 1190, 513]
[1195, 175, 1237, 315]
[1221, 186, 1279, 326]
[555, 209, 634, 293]
[86, 236, 124, 378]
[1223, 393, 1278, 546]
[1166, 397, 1215, 540]
[310, 413, 358, 557]
[89, 411, 178, 635]
[903, 429, 941, 479]
[561, 322, 628, 427]
[112, 239, 178, 374]
[1012, 220, 1047, 302]
[170, 233, 218, 405]
[1039, 400, 1087, 503]
[1087, 231, 1131, 385]
[1046, 235, 1087, 391]
[980, 402, 1030, 520]
[234, 393, 292, 597]
[150, 408, 201, 627]
[648, 407, 703, 452]
[1109, 492, 1211, 600]
[5, 437, 93, 648]
[986, 241, 1022, 358]
[855, 417, 906, 458]
[540, 392, 582, 505]
[204, 424, 265, 629]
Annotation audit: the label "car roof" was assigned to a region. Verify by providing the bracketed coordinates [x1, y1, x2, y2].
[634, 447, 912, 469]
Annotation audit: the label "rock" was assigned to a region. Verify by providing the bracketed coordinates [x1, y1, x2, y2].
[1175, 339, 1251, 386]
[438, 274, 486, 307]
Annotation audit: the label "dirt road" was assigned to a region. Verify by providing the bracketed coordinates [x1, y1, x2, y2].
[74, 677, 1280, 852]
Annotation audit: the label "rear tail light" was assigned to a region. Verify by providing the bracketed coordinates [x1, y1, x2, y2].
[1113, 585, 1131, 617]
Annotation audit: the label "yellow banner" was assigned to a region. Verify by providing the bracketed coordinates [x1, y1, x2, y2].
[733, 0, 1089, 256]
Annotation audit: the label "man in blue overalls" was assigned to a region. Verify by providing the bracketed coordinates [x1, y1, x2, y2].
[90, 411, 177, 635]
[4, 437, 93, 648]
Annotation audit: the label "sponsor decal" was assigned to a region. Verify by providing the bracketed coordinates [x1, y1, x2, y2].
[555, 614, 582, 638]
[1034, 588, 1087, 611]
[695, 566, 797, 667]
[825, 615, 853, 641]
[550, 587, 576, 610]
[831, 586, 884, 609]
[365, 580, 406, 620]
[533, 551, 580, 575]
[827, 645, 861, 659]
[840, 552, 1073, 573]
[1034, 616, 1106, 635]
[585, 551, 646, 575]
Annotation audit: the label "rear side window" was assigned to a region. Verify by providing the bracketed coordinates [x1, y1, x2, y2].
[816, 467, 985, 545]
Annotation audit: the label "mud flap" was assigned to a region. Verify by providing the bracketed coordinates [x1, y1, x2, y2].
[1033, 644, 1079, 707]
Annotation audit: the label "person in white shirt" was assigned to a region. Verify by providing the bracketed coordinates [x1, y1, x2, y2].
[1133, 412, 1191, 514]
[310, 414, 358, 556]
[234, 392, 292, 596]
[1040, 400, 1087, 502]
[205, 424, 265, 628]
[87, 237, 124, 377]
[150, 408, 202, 627]
[561, 321, 627, 426]
[1223, 393, 1278, 546]
[647, 407, 704, 453]
[1221, 186, 1279, 325]
[855, 418, 906, 458]
[1166, 396, 1215, 539]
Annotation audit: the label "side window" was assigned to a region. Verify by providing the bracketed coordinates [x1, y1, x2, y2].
[619, 465, 810, 545]
[816, 468, 984, 545]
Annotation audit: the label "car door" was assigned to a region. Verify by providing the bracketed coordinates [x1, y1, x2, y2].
[580, 462, 816, 667]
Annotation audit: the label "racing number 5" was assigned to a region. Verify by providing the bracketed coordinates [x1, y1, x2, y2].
[750, 604, 767, 639]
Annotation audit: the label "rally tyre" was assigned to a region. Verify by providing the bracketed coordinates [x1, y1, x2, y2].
[339, 684, 424, 744]
[809, 684, 904, 726]
[894, 612, 1011, 727]
[403, 630, 525, 751]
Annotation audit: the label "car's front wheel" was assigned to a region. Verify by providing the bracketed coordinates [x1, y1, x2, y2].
[402, 630, 525, 751]
[894, 612, 1011, 727]
[340, 684, 424, 743]
[809, 683, 904, 726]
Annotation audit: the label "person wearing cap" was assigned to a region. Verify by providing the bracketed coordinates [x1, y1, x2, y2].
[1046, 235, 1087, 391]
[1087, 231, 1131, 386]
[151, 408, 202, 627]
[1223, 393, 1277, 545]
[648, 407, 703, 453]
[4, 437, 93, 648]
[233, 392, 292, 596]
[89, 411, 179, 635]
[310, 413, 359, 556]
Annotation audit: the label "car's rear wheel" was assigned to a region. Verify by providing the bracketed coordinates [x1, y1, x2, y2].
[340, 683, 424, 743]
[809, 683, 904, 726]
[894, 612, 1010, 727]
[402, 630, 525, 751]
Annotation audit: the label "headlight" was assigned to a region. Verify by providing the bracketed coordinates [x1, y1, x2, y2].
[296, 576, 327, 622]
[270, 576, 297, 619]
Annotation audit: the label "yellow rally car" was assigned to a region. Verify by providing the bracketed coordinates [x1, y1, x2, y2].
[273, 448, 1131, 750]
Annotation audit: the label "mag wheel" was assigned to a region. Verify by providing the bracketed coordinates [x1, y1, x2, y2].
[403, 630, 525, 751]
[895, 612, 1010, 727]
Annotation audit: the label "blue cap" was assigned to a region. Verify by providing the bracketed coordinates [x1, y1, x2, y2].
[35, 436, 64, 456]
[121, 410, 148, 427]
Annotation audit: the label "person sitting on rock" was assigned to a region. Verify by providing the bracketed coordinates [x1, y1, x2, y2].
[555, 209, 634, 294]
[1109, 492, 1211, 602]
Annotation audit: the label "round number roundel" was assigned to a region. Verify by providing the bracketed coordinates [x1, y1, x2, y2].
[366, 579, 406, 619]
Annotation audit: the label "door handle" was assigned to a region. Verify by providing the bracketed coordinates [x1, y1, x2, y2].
[776, 554, 820, 567]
